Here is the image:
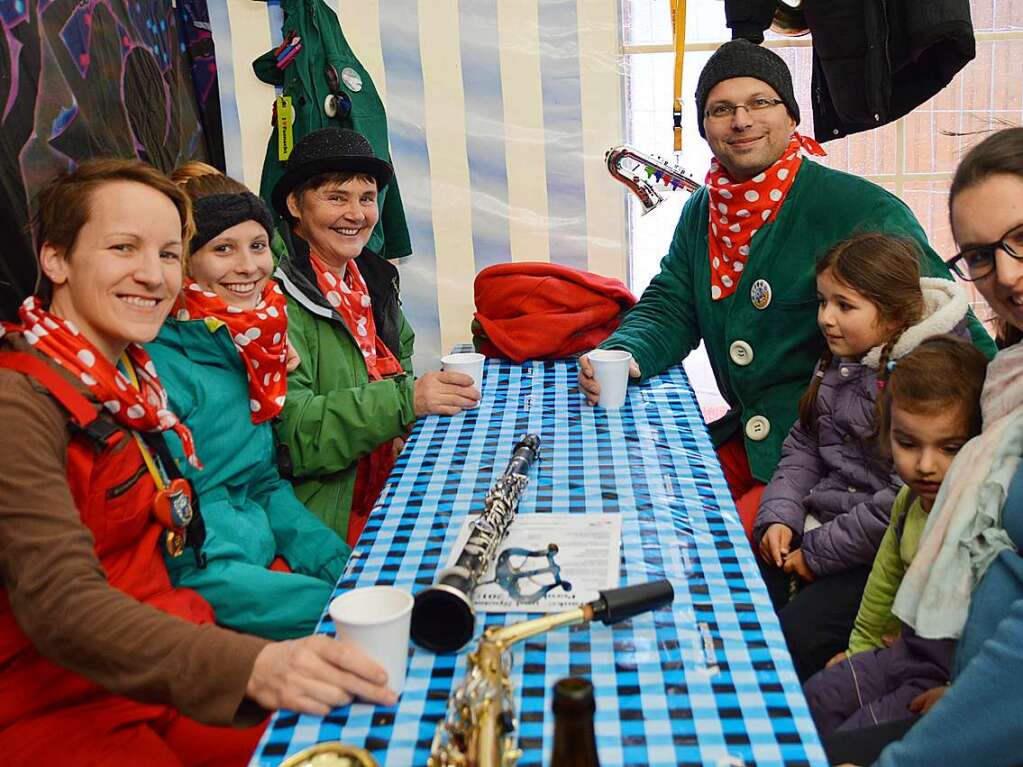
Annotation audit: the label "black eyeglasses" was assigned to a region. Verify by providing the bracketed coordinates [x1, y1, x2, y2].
[946, 221, 1023, 281]
[704, 97, 785, 121]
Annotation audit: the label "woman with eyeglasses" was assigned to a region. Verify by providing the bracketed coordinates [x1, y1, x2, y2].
[829, 127, 1023, 767]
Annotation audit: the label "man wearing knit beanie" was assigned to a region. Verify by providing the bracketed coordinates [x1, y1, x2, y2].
[583, 42, 994, 682]
[694, 39, 800, 181]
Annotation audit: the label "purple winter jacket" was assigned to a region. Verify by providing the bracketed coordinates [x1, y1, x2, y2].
[753, 278, 971, 576]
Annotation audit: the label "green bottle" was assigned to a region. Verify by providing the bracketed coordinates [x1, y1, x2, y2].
[549, 677, 600, 767]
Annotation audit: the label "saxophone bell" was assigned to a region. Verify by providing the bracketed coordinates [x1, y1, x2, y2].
[605, 145, 700, 214]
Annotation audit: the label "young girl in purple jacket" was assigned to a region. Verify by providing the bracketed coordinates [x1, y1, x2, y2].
[752, 232, 973, 680]
[802, 336, 988, 735]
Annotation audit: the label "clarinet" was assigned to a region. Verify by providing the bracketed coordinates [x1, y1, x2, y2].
[411, 434, 542, 653]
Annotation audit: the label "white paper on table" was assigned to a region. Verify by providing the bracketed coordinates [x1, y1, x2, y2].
[445, 513, 621, 613]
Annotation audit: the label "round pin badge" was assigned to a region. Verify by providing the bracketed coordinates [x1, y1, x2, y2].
[750, 278, 772, 310]
[341, 67, 363, 92]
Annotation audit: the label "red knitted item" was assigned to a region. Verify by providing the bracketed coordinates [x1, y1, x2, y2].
[472, 262, 636, 363]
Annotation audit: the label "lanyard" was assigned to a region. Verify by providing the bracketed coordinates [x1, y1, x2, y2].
[119, 353, 192, 558]
[670, 0, 687, 153]
[119, 353, 169, 492]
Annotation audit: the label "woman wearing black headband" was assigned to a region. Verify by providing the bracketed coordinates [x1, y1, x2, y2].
[146, 171, 353, 642]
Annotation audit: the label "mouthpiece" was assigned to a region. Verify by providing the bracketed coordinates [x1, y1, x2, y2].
[589, 580, 674, 624]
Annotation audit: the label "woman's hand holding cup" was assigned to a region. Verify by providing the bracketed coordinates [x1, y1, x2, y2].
[246, 634, 398, 716]
[414, 370, 480, 416]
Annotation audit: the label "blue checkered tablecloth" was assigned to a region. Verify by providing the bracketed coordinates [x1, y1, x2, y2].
[250, 358, 826, 767]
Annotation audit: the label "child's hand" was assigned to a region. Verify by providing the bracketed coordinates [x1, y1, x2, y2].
[759, 523, 794, 567]
[909, 685, 948, 715]
[782, 549, 816, 582]
[826, 650, 849, 668]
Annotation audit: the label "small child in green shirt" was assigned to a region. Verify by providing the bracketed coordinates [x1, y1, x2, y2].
[802, 335, 988, 735]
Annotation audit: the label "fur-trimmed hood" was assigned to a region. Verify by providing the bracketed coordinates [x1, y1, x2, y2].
[862, 278, 969, 370]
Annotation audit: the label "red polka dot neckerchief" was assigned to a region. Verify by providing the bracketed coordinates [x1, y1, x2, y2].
[2, 296, 202, 467]
[308, 252, 403, 380]
[173, 279, 290, 423]
[705, 132, 827, 301]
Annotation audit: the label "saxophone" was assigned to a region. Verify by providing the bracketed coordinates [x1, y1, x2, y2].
[605, 145, 700, 214]
[411, 435, 542, 654]
[427, 580, 675, 767]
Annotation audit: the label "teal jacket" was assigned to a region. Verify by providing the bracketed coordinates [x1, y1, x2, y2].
[875, 462, 1023, 767]
[273, 231, 417, 537]
[147, 317, 350, 640]
[602, 161, 995, 482]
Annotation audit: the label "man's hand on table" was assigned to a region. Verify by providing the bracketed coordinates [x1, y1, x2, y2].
[578, 353, 641, 406]
[759, 523, 794, 567]
[246, 635, 398, 715]
[414, 371, 480, 416]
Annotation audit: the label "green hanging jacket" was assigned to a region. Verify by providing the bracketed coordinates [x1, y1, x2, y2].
[253, 0, 411, 260]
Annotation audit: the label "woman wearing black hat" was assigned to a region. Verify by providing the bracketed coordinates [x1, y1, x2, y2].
[272, 128, 480, 544]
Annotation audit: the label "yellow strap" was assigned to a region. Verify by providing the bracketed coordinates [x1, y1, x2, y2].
[119, 353, 167, 492]
[670, 0, 687, 153]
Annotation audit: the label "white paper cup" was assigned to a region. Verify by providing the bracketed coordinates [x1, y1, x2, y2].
[441, 352, 485, 387]
[329, 586, 414, 697]
[588, 349, 632, 409]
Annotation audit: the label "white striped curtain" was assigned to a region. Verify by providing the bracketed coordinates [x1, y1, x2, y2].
[208, 0, 626, 371]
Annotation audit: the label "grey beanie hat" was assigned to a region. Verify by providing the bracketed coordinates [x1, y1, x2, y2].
[695, 39, 799, 138]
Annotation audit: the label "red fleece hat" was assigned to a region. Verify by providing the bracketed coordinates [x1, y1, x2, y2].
[472, 262, 637, 363]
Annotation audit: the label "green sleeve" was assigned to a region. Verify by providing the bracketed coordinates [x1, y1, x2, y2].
[276, 310, 416, 478]
[847, 490, 911, 654]
[253, 466, 350, 584]
[601, 203, 701, 380]
[167, 542, 333, 641]
[397, 309, 415, 373]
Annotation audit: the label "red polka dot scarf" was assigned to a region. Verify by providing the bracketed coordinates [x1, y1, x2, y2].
[308, 252, 403, 380]
[706, 132, 826, 300]
[173, 280, 290, 423]
[2, 296, 202, 467]
[308, 252, 404, 544]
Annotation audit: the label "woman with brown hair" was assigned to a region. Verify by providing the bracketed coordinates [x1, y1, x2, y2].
[0, 160, 394, 766]
[829, 127, 1023, 767]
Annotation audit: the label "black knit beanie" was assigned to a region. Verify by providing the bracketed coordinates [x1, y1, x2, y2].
[695, 40, 799, 138]
[190, 192, 276, 253]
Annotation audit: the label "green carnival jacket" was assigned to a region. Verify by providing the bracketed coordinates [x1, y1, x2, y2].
[273, 230, 416, 537]
[603, 160, 995, 483]
[147, 318, 350, 640]
[253, 0, 411, 260]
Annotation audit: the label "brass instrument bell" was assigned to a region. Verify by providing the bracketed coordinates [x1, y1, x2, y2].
[770, 0, 809, 37]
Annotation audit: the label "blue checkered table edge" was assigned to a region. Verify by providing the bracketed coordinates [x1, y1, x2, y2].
[250, 357, 826, 767]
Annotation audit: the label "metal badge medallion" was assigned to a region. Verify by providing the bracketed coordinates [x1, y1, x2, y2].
[750, 278, 772, 310]
[340, 67, 363, 92]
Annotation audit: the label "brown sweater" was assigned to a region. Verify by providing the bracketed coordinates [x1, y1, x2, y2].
[0, 339, 270, 726]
